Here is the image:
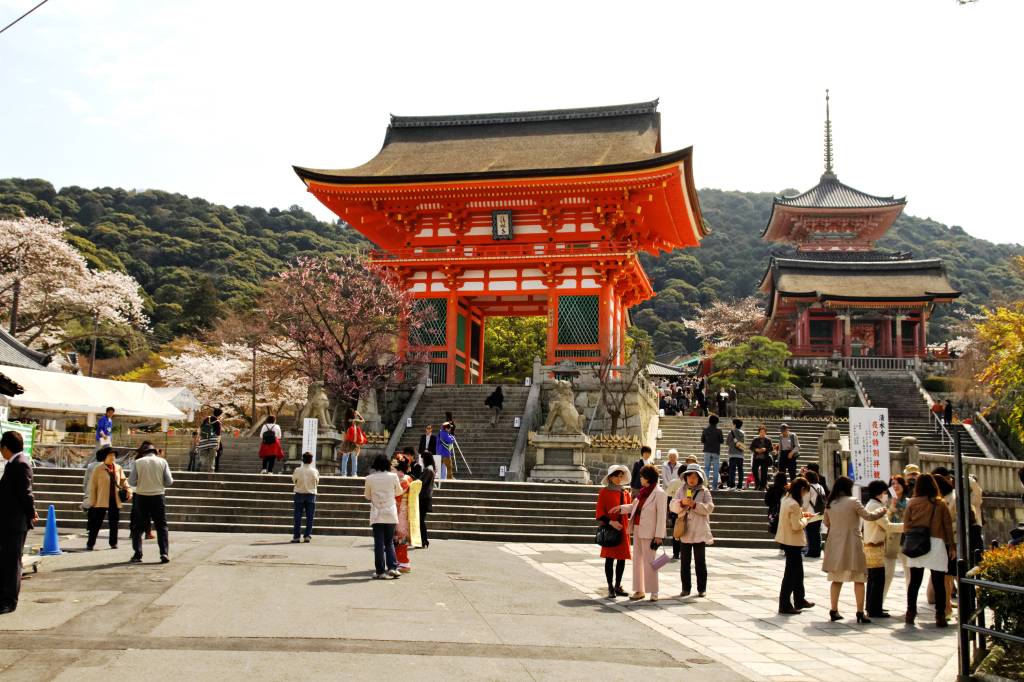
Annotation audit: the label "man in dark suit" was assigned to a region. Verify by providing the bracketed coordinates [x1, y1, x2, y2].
[630, 446, 653, 492]
[417, 424, 437, 468]
[0, 430, 37, 614]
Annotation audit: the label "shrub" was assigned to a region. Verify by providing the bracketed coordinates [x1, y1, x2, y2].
[976, 544, 1024, 637]
[922, 375, 954, 393]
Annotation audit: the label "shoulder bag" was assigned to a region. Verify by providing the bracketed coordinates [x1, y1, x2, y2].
[595, 491, 625, 547]
[901, 502, 936, 558]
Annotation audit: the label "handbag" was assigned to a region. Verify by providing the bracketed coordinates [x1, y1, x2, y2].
[672, 512, 688, 540]
[864, 542, 885, 569]
[595, 524, 623, 548]
[595, 490, 625, 548]
[901, 502, 936, 558]
[651, 548, 671, 571]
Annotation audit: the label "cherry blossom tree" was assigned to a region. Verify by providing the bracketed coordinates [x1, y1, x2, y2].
[683, 296, 765, 348]
[0, 217, 148, 352]
[158, 341, 306, 424]
[266, 255, 426, 406]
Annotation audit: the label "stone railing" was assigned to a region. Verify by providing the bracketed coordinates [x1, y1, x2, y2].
[506, 367, 543, 482]
[890, 451, 1023, 497]
[848, 369, 871, 407]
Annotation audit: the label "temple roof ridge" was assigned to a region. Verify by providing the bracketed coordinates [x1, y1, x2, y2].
[389, 100, 660, 129]
[772, 172, 906, 210]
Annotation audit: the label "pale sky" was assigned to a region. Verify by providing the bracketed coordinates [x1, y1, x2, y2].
[1, 0, 1021, 245]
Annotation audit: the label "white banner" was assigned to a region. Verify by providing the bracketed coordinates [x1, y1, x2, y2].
[302, 418, 319, 463]
[848, 407, 890, 486]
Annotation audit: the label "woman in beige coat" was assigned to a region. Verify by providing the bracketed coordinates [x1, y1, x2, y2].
[671, 463, 714, 597]
[776, 477, 816, 614]
[614, 465, 668, 602]
[86, 449, 131, 550]
[821, 476, 887, 623]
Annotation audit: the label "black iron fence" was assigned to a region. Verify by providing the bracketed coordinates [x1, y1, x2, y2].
[953, 430, 1024, 680]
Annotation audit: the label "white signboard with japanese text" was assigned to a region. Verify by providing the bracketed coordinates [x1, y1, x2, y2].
[302, 418, 318, 463]
[848, 407, 890, 486]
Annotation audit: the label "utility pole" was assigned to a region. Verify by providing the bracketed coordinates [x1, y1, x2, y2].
[89, 311, 99, 377]
[8, 278, 19, 334]
[251, 345, 257, 425]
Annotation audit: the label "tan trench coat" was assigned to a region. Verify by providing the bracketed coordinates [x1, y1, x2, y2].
[822, 496, 887, 578]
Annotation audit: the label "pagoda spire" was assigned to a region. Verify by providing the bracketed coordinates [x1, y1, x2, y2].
[823, 89, 835, 180]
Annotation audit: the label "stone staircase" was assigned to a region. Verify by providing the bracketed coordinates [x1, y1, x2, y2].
[395, 384, 530, 481]
[657, 414, 984, 462]
[32, 468, 773, 548]
[857, 372, 931, 420]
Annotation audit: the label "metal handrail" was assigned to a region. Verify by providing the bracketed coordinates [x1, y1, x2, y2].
[930, 410, 955, 457]
[953, 429, 1024, 680]
[848, 368, 871, 408]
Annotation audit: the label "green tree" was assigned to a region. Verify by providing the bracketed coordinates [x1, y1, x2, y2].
[710, 335, 791, 387]
[483, 316, 546, 383]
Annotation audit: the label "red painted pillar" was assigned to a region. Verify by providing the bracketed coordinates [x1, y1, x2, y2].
[477, 314, 486, 384]
[445, 293, 458, 384]
[546, 290, 558, 365]
[599, 281, 614, 363]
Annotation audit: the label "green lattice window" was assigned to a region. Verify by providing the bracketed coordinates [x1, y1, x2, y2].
[557, 295, 599, 345]
[411, 299, 447, 347]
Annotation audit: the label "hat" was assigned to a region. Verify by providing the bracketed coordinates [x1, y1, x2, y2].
[681, 463, 706, 484]
[903, 464, 921, 475]
[779, 423, 789, 431]
[684, 454, 699, 464]
[667, 448, 679, 458]
[601, 464, 630, 486]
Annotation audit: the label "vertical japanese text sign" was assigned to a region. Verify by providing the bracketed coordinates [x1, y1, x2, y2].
[848, 407, 890, 486]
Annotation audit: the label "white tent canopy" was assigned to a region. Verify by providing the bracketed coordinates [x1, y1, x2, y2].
[0, 365, 186, 421]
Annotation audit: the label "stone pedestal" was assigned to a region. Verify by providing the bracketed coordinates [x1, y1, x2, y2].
[528, 432, 592, 484]
[901, 436, 920, 469]
[282, 430, 343, 472]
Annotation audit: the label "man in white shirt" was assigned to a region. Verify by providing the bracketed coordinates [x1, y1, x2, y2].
[128, 445, 173, 564]
[292, 452, 319, 543]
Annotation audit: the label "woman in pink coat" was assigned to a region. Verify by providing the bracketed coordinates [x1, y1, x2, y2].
[615, 464, 668, 602]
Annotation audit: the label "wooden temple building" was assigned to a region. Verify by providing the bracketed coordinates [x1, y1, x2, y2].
[759, 94, 960, 359]
[295, 101, 705, 383]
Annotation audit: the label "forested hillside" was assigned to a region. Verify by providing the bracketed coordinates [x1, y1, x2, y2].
[0, 178, 369, 342]
[3, 178, 1022, 358]
[632, 189, 1024, 357]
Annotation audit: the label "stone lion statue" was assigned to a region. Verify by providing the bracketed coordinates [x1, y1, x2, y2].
[298, 381, 333, 430]
[542, 379, 585, 435]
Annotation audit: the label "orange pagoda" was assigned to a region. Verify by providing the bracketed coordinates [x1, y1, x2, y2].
[760, 93, 960, 359]
[294, 101, 706, 383]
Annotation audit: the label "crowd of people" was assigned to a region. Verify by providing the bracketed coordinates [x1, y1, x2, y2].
[657, 377, 738, 418]
[595, 435, 989, 628]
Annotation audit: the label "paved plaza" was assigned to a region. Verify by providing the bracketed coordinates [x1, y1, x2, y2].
[503, 543, 960, 682]
[0, 529, 959, 681]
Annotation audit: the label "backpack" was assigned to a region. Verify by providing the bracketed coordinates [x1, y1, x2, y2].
[200, 418, 219, 441]
[811, 486, 826, 515]
[261, 426, 277, 445]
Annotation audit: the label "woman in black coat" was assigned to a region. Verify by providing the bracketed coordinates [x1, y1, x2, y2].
[764, 471, 789, 537]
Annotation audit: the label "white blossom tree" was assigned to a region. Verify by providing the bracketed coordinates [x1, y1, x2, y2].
[683, 296, 765, 348]
[158, 341, 306, 424]
[0, 217, 148, 352]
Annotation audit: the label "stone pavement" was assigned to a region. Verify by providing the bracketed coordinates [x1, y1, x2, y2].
[502, 543, 960, 682]
[0, 530, 742, 681]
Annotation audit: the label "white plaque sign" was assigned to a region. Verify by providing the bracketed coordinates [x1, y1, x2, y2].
[302, 418, 319, 463]
[848, 407, 890, 486]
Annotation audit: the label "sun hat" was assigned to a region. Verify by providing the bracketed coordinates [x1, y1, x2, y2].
[903, 463, 921, 475]
[684, 454, 699, 464]
[681, 462, 706, 484]
[601, 464, 631, 486]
